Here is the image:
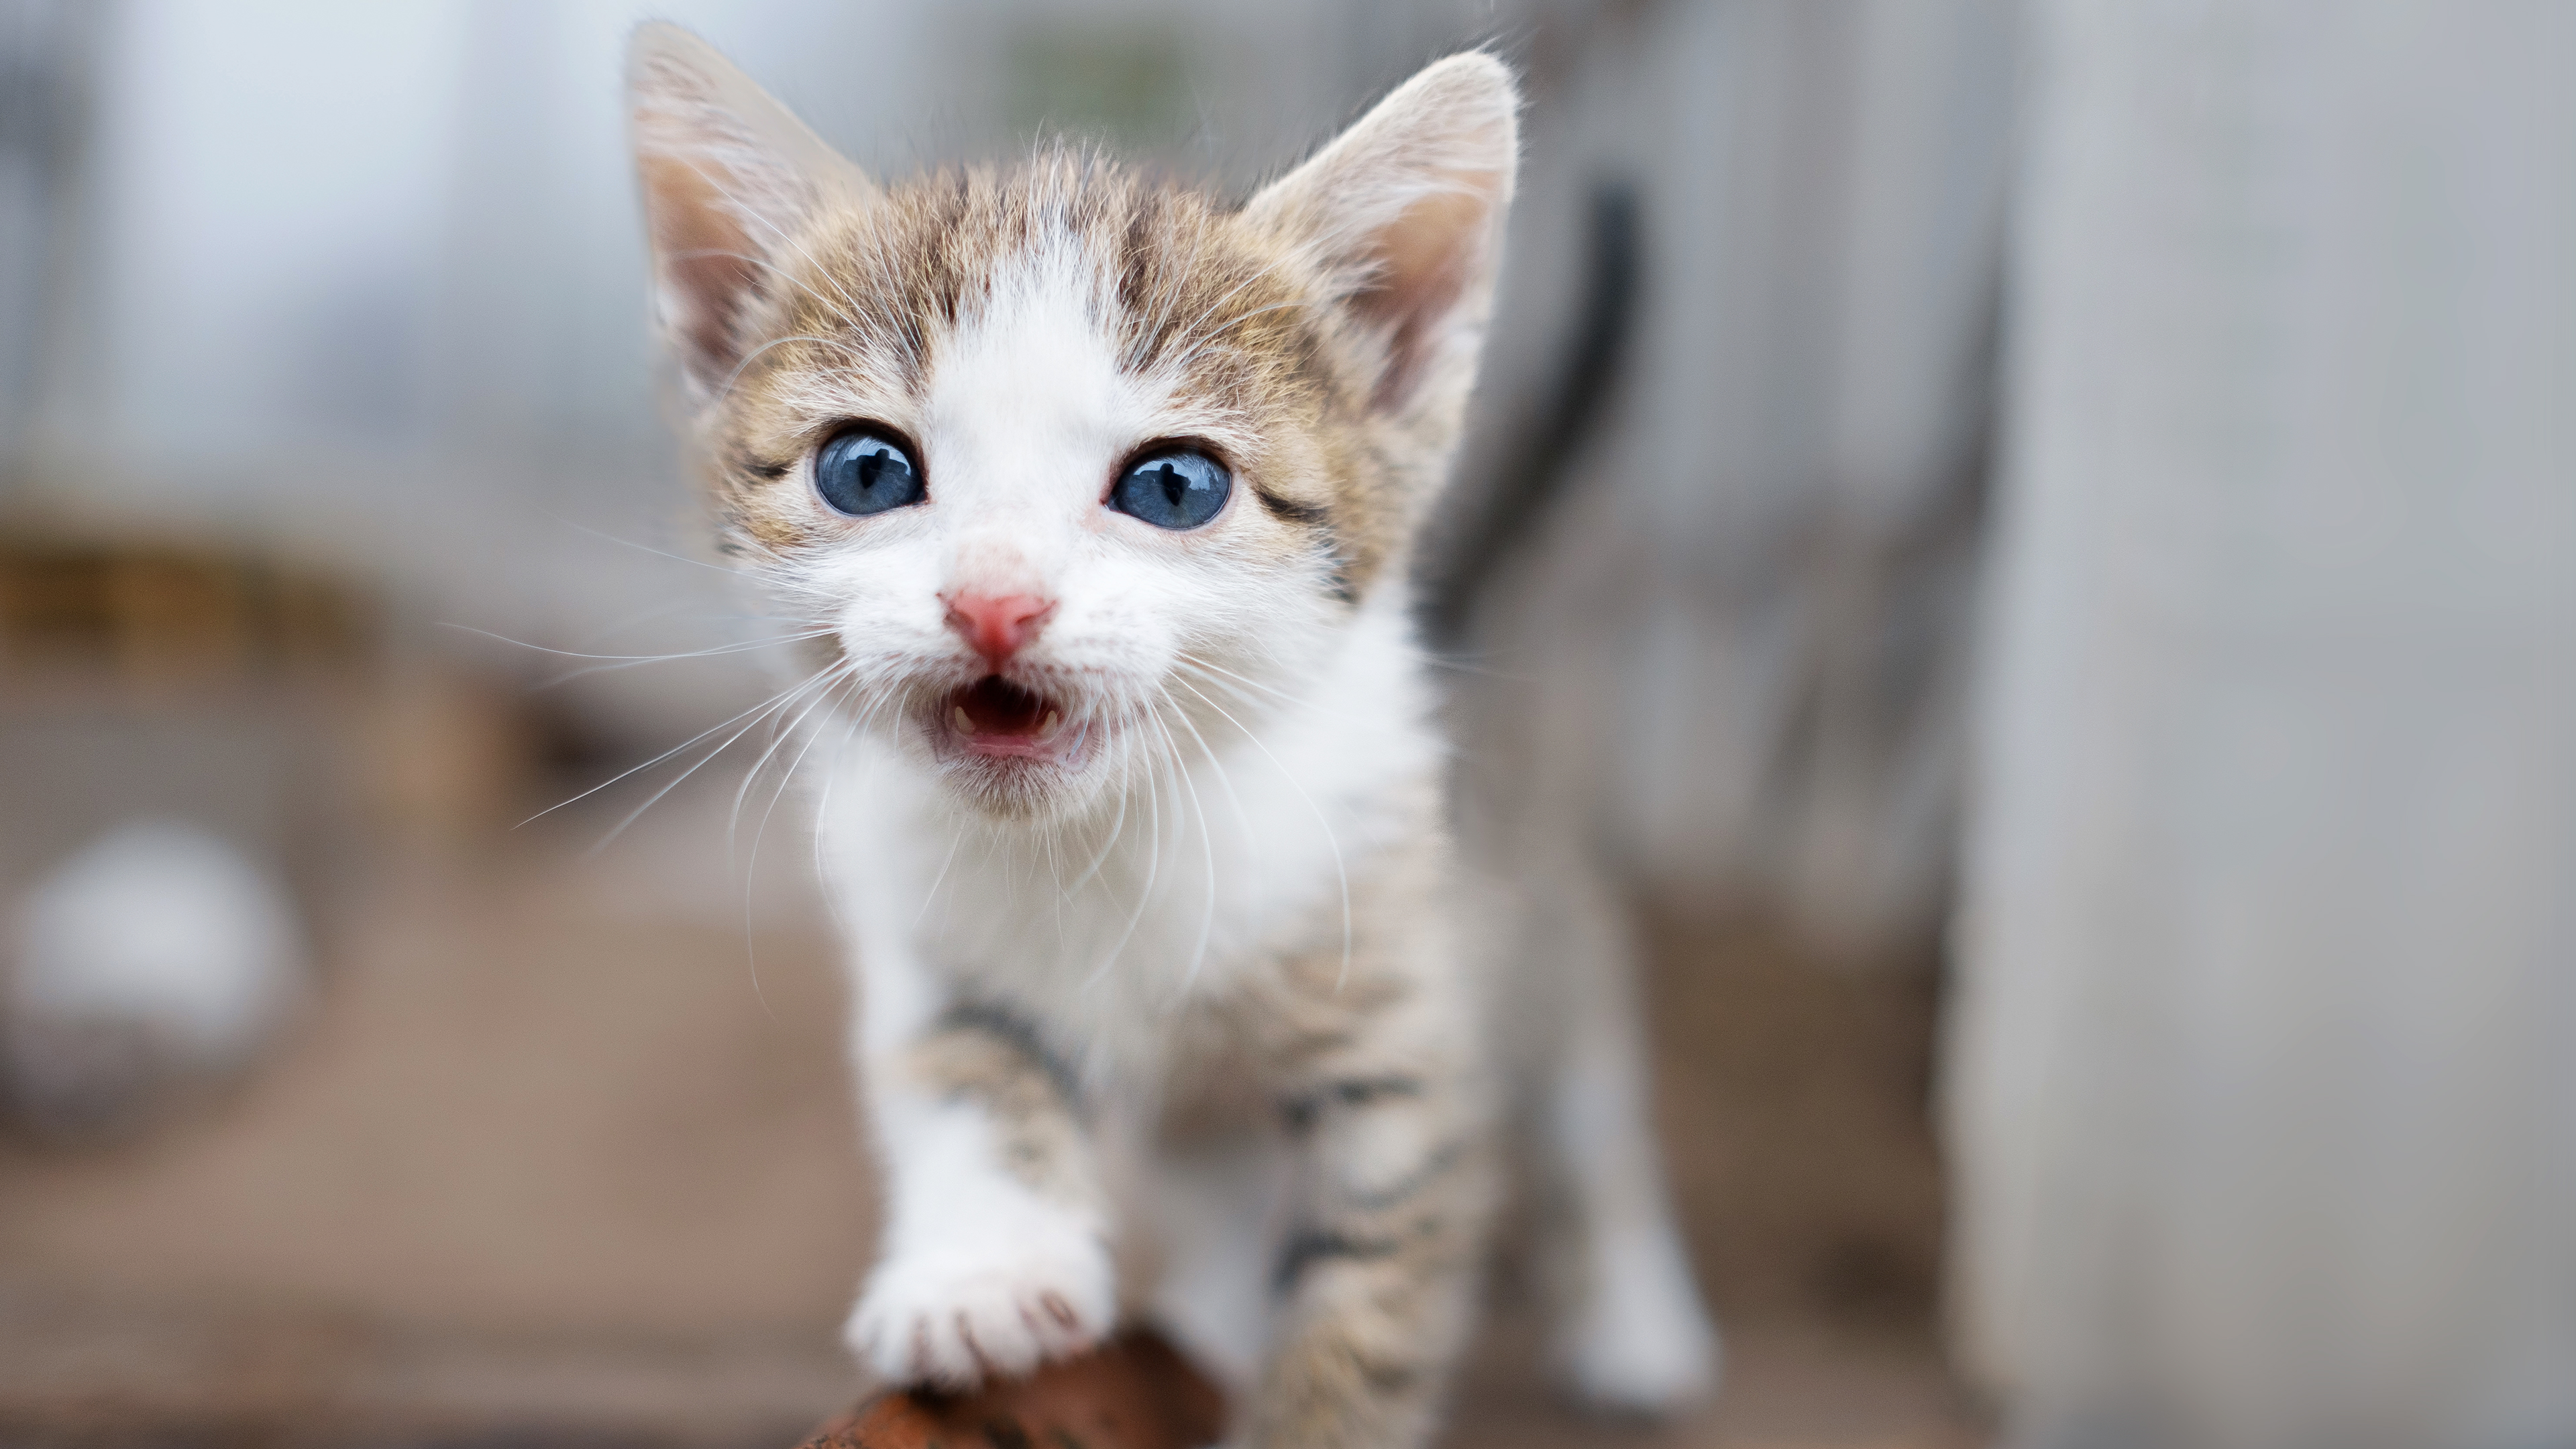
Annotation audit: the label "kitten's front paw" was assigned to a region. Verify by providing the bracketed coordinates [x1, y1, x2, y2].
[843, 1224, 1116, 1389]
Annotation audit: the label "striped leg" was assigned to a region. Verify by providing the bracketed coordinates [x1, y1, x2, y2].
[1250, 1004, 1495, 1448]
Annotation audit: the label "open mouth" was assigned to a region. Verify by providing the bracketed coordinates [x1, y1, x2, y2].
[945, 676, 1069, 758]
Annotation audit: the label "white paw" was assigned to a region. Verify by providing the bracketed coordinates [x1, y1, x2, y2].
[843, 1223, 1117, 1389]
[1553, 1228, 1721, 1415]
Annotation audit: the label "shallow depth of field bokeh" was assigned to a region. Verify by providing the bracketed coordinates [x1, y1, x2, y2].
[1, 3, 2569, 1448]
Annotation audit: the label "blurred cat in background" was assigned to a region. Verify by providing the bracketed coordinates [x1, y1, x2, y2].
[625, 26, 1713, 1444]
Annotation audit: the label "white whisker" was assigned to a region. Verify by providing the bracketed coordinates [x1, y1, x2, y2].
[1173, 674, 1354, 989]
[1146, 701, 1220, 992]
[521, 669, 826, 827]
[729, 657, 859, 854]
[582, 661, 847, 857]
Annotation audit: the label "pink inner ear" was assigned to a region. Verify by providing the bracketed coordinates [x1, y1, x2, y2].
[1353, 184, 1497, 413]
[642, 154, 765, 386]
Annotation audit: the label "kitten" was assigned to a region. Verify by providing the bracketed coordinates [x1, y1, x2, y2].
[626, 25, 1715, 1444]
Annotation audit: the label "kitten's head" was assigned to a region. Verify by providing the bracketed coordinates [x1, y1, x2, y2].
[628, 27, 1516, 820]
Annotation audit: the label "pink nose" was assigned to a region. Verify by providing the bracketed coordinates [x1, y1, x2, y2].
[944, 592, 1054, 667]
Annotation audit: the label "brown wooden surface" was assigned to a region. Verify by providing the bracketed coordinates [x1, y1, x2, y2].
[800, 1332, 1227, 1449]
[0, 779, 1980, 1447]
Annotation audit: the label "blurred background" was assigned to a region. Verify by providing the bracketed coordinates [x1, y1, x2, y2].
[0, 2, 2567, 1447]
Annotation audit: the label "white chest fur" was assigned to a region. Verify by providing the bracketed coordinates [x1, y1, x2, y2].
[814, 597, 1442, 1087]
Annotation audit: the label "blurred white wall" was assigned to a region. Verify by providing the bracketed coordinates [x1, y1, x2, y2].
[1947, 3, 2576, 1445]
[0, 2, 91, 443]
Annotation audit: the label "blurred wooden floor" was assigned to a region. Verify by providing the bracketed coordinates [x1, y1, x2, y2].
[0, 778, 1980, 1448]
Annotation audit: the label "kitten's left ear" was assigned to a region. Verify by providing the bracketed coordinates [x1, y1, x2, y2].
[1245, 53, 1519, 419]
[628, 23, 871, 400]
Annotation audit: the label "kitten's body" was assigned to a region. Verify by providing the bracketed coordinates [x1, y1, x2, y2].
[627, 28, 1711, 1446]
[820, 593, 1472, 1417]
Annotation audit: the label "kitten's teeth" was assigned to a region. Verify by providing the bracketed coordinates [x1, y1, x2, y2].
[1041, 710, 1062, 739]
[953, 705, 973, 734]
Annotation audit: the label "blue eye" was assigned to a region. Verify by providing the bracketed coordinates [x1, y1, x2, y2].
[814, 428, 925, 516]
[1110, 449, 1230, 531]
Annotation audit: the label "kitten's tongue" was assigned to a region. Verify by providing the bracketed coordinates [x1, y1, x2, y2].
[950, 676, 1062, 751]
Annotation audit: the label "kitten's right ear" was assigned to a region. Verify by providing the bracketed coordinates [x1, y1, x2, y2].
[627, 23, 869, 398]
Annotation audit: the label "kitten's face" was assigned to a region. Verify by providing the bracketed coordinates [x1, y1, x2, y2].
[629, 30, 1516, 820]
[706, 174, 1363, 818]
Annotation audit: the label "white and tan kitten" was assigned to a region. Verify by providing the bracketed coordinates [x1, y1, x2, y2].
[626, 25, 1713, 1445]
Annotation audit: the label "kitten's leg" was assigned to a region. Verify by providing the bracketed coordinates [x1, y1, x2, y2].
[1248, 970, 1495, 1449]
[1147, 1135, 1287, 1395]
[843, 977, 1116, 1390]
[1536, 881, 1719, 1413]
